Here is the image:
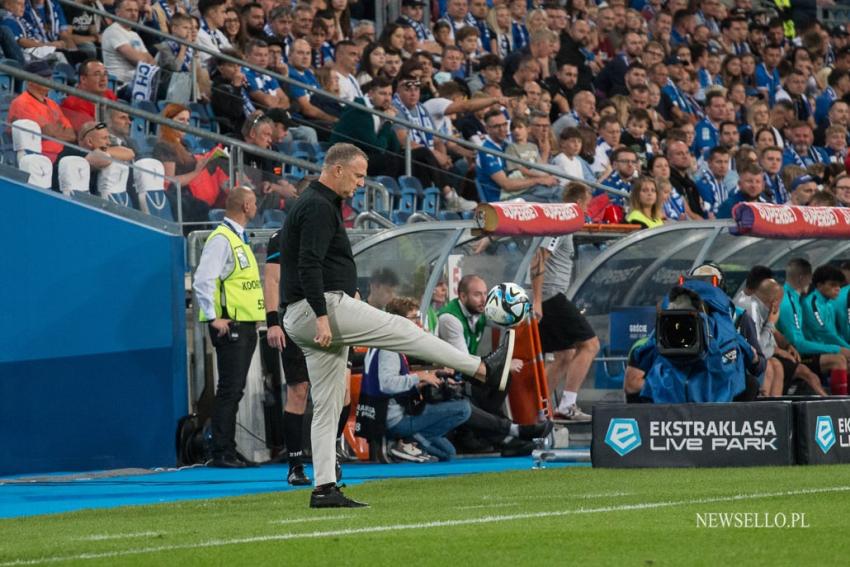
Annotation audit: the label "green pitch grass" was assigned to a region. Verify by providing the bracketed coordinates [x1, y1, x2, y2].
[2, 465, 850, 566]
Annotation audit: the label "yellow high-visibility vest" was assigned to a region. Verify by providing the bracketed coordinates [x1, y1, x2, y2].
[200, 224, 265, 322]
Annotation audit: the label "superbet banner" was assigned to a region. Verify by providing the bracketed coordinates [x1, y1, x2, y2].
[592, 403, 794, 468]
[732, 202, 850, 239]
[475, 202, 584, 236]
[795, 399, 850, 465]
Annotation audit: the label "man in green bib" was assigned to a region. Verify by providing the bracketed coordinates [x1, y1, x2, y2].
[438, 275, 552, 454]
[193, 187, 266, 468]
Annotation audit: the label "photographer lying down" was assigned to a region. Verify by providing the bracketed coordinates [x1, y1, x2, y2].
[623, 264, 765, 404]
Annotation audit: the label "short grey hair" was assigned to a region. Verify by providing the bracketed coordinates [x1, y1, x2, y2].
[324, 143, 368, 168]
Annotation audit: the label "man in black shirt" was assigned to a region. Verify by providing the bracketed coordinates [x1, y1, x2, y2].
[281, 143, 513, 508]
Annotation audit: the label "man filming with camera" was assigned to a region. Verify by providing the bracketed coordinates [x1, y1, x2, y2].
[359, 297, 472, 461]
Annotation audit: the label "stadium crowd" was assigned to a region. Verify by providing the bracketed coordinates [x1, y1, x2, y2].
[3, 0, 850, 226]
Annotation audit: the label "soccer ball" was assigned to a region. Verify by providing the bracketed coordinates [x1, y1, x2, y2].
[485, 282, 530, 327]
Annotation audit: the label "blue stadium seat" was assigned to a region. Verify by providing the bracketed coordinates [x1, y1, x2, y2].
[262, 208, 286, 228]
[0, 72, 13, 95]
[373, 175, 399, 213]
[351, 187, 367, 213]
[287, 142, 314, 179]
[189, 103, 216, 132]
[143, 190, 174, 222]
[0, 92, 13, 111]
[107, 74, 118, 92]
[130, 116, 148, 141]
[391, 187, 418, 224]
[53, 63, 76, 86]
[0, 59, 21, 94]
[420, 186, 441, 217]
[133, 100, 158, 135]
[208, 208, 226, 222]
[398, 175, 424, 194]
[437, 211, 461, 221]
[132, 135, 158, 159]
[246, 211, 264, 228]
[106, 192, 131, 207]
[47, 90, 64, 105]
[293, 141, 316, 159]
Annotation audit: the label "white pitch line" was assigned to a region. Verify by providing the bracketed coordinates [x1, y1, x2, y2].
[482, 491, 634, 501]
[76, 532, 161, 542]
[3, 485, 849, 567]
[268, 514, 354, 525]
[456, 502, 519, 510]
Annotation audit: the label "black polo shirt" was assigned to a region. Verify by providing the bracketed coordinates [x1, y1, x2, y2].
[279, 180, 357, 316]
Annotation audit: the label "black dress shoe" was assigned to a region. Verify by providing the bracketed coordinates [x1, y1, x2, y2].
[208, 456, 246, 468]
[309, 485, 368, 508]
[287, 465, 311, 486]
[482, 330, 515, 392]
[517, 420, 554, 441]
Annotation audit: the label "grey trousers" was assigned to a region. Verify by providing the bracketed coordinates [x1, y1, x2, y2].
[283, 291, 482, 486]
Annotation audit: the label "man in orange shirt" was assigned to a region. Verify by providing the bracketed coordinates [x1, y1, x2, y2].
[60, 59, 119, 133]
[8, 60, 76, 162]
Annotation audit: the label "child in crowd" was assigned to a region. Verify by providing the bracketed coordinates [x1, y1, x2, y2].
[456, 26, 483, 78]
[825, 125, 848, 165]
[551, 127, 593, 186]
[618, 109, 653, 169]
[504, 116, 549, 199]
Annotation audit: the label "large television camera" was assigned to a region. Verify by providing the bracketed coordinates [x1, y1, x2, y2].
[656, 286, 708, 360]
[655, 265, 725, 361]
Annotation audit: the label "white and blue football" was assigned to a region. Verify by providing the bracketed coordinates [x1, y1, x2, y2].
[485, 282, 530, 327]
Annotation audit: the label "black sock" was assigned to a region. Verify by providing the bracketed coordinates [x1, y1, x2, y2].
[314, 482, 335, 493]
[337, 404, 351, 438]
[284, 411, 304, 468]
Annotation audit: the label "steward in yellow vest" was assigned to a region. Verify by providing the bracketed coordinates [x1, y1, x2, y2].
[191, 187, 265, 468]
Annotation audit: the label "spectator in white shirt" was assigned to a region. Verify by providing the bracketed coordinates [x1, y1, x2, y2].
[552, 127, 592, 187]
[334, 40, 364, 102]
[101, 0, 155, 85]
[197, 0, 232, 66]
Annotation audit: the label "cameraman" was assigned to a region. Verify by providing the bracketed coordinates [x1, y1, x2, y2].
[362, 297, 471, 461]
[626, 264, 764, 403]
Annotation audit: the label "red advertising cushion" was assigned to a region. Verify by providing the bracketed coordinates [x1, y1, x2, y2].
[475, 201, 584, 236]
[732, 202, 850, 239]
